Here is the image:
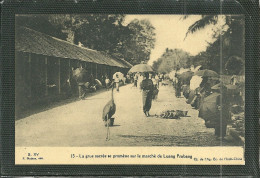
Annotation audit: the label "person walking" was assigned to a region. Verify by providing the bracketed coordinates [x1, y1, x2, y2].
[140, 72, 154, 117]
[73, 66, 88, 100]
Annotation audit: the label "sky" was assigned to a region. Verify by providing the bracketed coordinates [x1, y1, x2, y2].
[124, 15, 225, 65]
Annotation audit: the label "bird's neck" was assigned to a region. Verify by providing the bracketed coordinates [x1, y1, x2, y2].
[111, 86, 114, 102]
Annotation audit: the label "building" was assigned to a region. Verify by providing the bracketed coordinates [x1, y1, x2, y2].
[15, 26, 132, 117]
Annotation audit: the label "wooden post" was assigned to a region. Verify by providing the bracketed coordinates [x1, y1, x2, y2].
[91, 63, 93, 75]
[45, 57, 48, 96]
[96, 64, 98, 79]
[58, 58, 61, 94]
[28, 53, 32, 97]
[68, 59, 71, 82]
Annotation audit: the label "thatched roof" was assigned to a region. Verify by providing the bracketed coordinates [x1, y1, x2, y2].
[15, 26, 132, 68]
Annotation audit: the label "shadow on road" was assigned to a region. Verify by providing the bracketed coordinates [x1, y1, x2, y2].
[16, 86, 116, 120]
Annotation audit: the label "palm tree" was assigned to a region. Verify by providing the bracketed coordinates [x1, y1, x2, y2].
[185, 15, 218, 39]
[184, 15, 244, 57]
[184, 15, 245, 74]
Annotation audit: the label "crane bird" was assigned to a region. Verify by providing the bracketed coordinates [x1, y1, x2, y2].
[102, 84, 116, 140]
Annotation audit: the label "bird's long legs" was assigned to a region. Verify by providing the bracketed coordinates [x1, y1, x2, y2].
[106, 114, 110, 141]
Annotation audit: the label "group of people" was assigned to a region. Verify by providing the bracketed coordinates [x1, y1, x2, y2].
[174, 72, 244, 141]
[73, 66, 125, 100]
[132, 73, 162, 89]
[75, 67, 163, 117]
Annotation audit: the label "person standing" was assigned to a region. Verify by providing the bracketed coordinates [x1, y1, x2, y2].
[175, 77, 181, 98]
[140, 72, 154, 117]
[114, 74, 120, 92]
[73, 66, 88, 100]
[134, 73, 138, 87]
[155, 74, 159, 89]
[152, 75, 159, 100]
[138, 74, 144, 89]
[214, 88, 229, 140]
[152, 75, 157, 88]
[105, 76, 110, 90]
[230, 75, 237, 85]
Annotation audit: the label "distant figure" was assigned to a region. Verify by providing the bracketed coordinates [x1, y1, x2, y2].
[122, 76, 126, 84]
[140, 72, 154, 117]
[230, 75, 237, 85]
[73, 66, 88, 100]
[200, 77, 211, 97]
[175, 77, 181, 98]
[155, 74, 159, 88]
[126, 74, 131, 83]
[152, 75, 157, 88]
[134, 73, 138, 87]
[160, 73, 164, 82]
[149, 73, 152, 79]
[152, 76, 159, 100]
[214, 89, 229, 140]
[114, 74, 120, 92]
[105, 76, 110, 90]
[138, 74, 144, 89]
[101, 75, 106, 86]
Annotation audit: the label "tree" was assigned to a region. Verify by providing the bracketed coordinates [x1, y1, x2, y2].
[121, 19, 156, 65]
[15, 14, 67, 40]
[152, 48, 191, 73]
[225, 56, 244, 75]
[184, 15, 245, 74]
[74, 15, 126, 51]
[16, 14, 156, 65]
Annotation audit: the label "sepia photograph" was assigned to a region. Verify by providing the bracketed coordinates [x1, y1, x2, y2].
[15, 14, 245, 149]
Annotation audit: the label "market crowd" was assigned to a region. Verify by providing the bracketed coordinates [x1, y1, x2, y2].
[172, 67, 244, 142]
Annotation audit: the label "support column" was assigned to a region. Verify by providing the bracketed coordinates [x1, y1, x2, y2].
[95, 64, 98, 79]
[68, 59, 71, 82]
[45, 57, 48, 96]
[91, 63, 93, 75]
[28, 53, 32, 97]
[58, 58, 61, 94]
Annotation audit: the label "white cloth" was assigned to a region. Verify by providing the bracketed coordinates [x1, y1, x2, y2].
[190, 75, 203, 90]
[114, 77, 120, 83]
[105, 79, 110, 84]
[152, 78, 156, 85]
[138, 75, 143, 88]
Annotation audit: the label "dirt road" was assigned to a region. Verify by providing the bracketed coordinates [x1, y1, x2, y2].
[16, 82, 236, 147]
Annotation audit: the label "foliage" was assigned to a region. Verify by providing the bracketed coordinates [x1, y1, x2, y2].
[121, 19, 156, 65]
[184, 15, 245, 74]
[16, 14, 156, 65]
[152, 48, 191, 73]
[185, 15, 218, 39]
[15, 15, 67, 40]
[225, 56, 244, 75]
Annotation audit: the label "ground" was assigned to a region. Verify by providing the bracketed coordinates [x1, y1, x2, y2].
[16, 81, 237, 147]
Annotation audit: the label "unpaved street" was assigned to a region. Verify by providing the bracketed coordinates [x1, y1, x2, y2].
[16, 82, 235, 147]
